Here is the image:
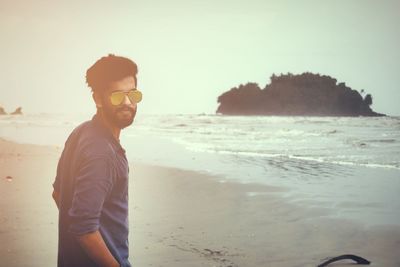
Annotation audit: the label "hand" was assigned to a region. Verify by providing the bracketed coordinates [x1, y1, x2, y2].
[76, 230, 120, 267]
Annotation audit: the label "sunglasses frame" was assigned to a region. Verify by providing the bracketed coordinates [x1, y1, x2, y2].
[109, 89, 142, 106]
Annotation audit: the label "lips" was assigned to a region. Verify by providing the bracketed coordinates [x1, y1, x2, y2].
[117, 107, 134, 113]
[118, 109, 133, 115]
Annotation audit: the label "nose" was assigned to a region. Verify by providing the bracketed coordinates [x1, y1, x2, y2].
[122, 94, 136, 106]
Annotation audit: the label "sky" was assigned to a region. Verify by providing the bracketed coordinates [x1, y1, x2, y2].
[0, 0, 399, 115]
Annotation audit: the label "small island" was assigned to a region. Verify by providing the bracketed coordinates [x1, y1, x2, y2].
[0, 106, 6, 115]
[0, 106, 23, 115]
[11, 107, 23, 115]
[216, 72, 385, 116]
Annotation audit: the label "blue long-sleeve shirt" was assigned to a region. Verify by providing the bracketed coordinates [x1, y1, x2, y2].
[53, 114, 131, 267]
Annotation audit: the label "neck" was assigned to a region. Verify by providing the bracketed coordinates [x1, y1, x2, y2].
[96, 110, 121, 142]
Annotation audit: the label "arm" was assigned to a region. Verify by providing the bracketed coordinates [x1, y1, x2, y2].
[53, 142, 67, 210]
[52, 190, 60, 209]
[68, 154, 119, 266]
[76, 230, 120, 267]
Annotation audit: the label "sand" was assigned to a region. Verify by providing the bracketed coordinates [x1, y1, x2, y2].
[0, 138, 399, 267]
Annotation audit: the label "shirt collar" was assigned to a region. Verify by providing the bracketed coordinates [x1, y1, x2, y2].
[91, 114, 126, 155]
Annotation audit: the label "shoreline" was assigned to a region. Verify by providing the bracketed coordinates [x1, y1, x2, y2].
[1, 138, 400, 266]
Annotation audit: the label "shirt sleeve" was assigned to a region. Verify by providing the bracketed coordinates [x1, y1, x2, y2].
[52, 148, 66, 192]
[68, 154, 115, 235]
[53, 131, 78, 192]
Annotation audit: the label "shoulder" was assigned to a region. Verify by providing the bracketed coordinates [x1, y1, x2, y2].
[67, 119, 117, 160]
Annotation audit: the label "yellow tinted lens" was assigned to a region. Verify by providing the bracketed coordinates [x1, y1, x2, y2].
[110, 92, 125, 105]
[128, 90, 142, 103]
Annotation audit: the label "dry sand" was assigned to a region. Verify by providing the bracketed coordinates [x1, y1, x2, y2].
[0, 138, 399, 267]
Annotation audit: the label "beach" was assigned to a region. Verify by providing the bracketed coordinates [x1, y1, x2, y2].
[1, 138, 399, 267]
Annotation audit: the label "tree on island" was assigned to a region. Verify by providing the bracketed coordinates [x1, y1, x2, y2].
[216, 72, 385, 116]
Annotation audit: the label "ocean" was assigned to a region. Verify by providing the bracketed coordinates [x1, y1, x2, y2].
[1, 113, 400, 226]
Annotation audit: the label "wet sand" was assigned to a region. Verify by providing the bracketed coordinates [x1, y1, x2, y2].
[0, 138, 399, 267]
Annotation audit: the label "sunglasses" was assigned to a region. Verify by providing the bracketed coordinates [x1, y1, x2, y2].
[110, 89, 142, 106]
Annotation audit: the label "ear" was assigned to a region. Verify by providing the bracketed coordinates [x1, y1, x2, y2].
[92, 92, 103, 108]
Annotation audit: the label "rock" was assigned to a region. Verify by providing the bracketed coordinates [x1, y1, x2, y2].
[11, 107, 23, 115]
[0, 106, 7, 115]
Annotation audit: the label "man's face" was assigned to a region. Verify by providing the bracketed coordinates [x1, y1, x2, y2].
[98, 76, 137, 129]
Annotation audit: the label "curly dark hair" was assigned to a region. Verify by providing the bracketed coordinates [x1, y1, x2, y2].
[86, 54, 138, 92]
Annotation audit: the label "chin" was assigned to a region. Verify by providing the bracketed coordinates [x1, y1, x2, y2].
[102, 106, 137, 129]
[115, 116, 134, 129]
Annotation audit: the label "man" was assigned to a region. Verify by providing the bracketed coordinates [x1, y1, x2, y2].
[52, 54, 142, 267]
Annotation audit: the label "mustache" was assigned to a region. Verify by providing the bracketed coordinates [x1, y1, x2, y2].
[116, 106, 135, 113]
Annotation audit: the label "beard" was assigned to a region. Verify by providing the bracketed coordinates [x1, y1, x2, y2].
[102, 104, 137, 129]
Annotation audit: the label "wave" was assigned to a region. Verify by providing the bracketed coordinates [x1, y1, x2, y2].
[365, 139, 397, 143]
[176, 145, 400, 170]
[2, 113, 400, 171]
